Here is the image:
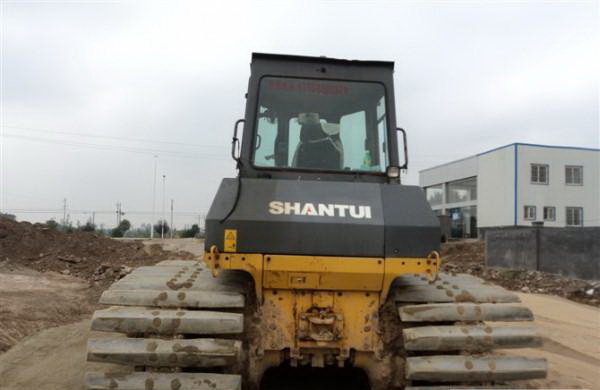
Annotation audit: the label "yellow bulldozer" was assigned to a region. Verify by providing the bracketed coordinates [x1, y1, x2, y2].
[84, 53, 547, 390]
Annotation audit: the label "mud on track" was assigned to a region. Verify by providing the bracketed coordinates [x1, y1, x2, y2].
[0, 292, 598, 390]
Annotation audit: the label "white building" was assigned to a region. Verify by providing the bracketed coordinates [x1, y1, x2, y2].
[419, 143, 599, 238]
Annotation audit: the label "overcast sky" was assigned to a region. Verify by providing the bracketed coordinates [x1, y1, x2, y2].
[0, 0, 598, 229]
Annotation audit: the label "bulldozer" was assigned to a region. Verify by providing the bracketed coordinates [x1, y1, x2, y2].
[85, 53, 547, 390]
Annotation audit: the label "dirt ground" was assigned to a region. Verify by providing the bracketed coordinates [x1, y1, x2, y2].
[0, 266, 91, 353]
[0, 235, 205, 390]
[1, 289, 598, 390]
[510, 293, 600, 390]
[0, 218, 200, 353]
[0, 230, 598, 389]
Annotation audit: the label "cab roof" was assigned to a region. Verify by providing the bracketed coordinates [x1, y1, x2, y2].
[252, 52, 395, 70]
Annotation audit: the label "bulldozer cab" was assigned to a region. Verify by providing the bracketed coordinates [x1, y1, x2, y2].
[236, 53, 406, 181]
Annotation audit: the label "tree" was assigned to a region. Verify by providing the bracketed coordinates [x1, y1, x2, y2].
[110, 219, 131, 237]
[180, 224, 200, 238]
[111, 227, 124, 237]
[81, 221, 96, 232]
[45, 219, 59, 230]
[154, 220, 170, 236]
[118, 219, 131, 233]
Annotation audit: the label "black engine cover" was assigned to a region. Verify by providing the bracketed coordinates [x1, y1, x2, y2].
[205, 178, 440, 258]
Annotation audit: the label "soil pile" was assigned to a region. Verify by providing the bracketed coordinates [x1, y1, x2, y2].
[0, 217, 184, 286]
[0, 217, 199, 353]
[441, 240, 600, 307]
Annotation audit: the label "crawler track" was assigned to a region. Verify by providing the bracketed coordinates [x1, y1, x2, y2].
[392, 273, 547, 388]
[85, 260, 251, 390]
[86, 262, 547, 390]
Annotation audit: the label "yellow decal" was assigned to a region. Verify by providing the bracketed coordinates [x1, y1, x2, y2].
[224, 229, 237, 252]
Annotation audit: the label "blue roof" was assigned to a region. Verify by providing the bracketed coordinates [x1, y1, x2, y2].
[478, 142, 599, 156]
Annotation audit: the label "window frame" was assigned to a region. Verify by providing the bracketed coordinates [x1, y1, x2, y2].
[249, 75, 391, 176]
[565, 165, 583, 186]
[566, 207, 583, 227]
[543, 206, 556, 221]
[524, 205, 537, 221]
[530, 163, 549, 185]
[425, 184, 444, 207]
[445, 176, 478, 204]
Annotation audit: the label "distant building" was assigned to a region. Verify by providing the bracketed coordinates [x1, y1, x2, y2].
[419, 143, 599, 238]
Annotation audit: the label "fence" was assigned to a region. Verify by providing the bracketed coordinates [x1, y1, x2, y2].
[484, 227, 600, 280]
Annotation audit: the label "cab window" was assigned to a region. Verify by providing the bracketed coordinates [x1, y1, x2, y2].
[253, 77, 388, 173]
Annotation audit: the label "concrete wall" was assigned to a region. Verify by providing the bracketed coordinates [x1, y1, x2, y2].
[485, 227, 600, 280]
[517, 144, 600, 227]
[477, 145, 515, 227]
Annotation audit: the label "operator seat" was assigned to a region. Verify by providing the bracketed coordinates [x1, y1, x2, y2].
[293, 116, 343, 170]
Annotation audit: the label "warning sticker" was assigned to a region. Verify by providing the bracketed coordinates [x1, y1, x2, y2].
[224, 229, 237, 252]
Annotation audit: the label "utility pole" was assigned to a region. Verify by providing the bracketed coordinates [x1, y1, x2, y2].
[92, 212, 95, 225]
[62, 198, 67, 225]
[151, 155, 158, 239]
[170, 199, 174, 239]
[161, 174, 166, 239]
[116, 202, 125, 225]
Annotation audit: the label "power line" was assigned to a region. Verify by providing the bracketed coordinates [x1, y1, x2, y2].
[4, 208, 204, 216]
[3, 133, 230, 160]
[1, 124, 224, 149]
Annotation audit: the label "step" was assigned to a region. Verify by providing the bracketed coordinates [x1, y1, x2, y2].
[405, 355, 547, 382]
[130, 265, 203, 273]
[85, 372, 241, 390]
[155, 260, 203, 267]
[100, 289, 245, 309]
[394, 273, 486, 287]
[398, 303, 534, 322]
[124, 268, 203, 278]
[111, 272, 247, 293]
[403, 325, 541, 351]
[394, 285, 519, 303]
[87, 337, 240, 367]
[91, 307, 243, 335]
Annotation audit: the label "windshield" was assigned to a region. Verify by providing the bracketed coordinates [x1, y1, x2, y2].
[253, 77, 389, 173]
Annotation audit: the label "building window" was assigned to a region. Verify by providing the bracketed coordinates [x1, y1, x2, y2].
[425, 184, 444, 206]
[543, 206, 555, 221]
[531, 164, 549, 184]
[524, 205, 536, 220]
[565, 165, 583, 185]
[446, 177, 477, 203]
[566, 207, 583, 226]
[449, 205, 477, 238]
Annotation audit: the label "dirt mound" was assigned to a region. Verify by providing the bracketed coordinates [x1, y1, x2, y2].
[0, 217, 182, 286]
[441, 240, 600, 307]
[0, 217, 201, 354]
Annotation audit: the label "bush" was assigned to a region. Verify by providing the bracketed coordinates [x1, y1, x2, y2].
[45, 219, 59, 230]
[180, 224, 200, 238]
[81, 221, 96, 232]
[109, 219, 131, 237]
[154, 220, 170, 235]
[118, 219, 131, 233]
[111, 227, 124, 237]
